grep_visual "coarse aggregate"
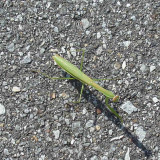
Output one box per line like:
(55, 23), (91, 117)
(0, 0), (160, 160)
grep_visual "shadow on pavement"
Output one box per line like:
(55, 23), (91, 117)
(68, 79), (152, 158)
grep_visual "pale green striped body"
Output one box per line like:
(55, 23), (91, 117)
(53, 54), (116, 99)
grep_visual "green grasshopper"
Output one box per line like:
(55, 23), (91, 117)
(36, 50), (123, 122)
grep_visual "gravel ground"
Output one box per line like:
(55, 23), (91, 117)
(0, 0), (160, 160)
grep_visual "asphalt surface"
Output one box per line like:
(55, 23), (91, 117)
(0, 0), (160, 160)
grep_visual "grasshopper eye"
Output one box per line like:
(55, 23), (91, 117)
(113, 95), (119, 102)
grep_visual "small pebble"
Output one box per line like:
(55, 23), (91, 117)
(15, 125), (21, 131)
(85, 120), (94, 128)
(71, 113), (76, 120)
(109, 129), (113, 135)
(120, 101), (138, 114)
(122, 61), (126, 69)
(158, 152), (160, 159)
(126, 3), (131, 7)
(140, 64), (147, 72)
(130, 15), (136, 21)
(46, 137), (52, 142)
(90, 155), (98, 160)
(12, 86), (21, 93)
(117, 1), (121, 6)
(65, 119), (70, 125)
(16, 14), (23, 21)
(86, 30), (90, 35)
(101, 156), (108, 160)
(125, 148), (130, 160)
(32, 135), (38, 142)
(90, 127), (95, 132)
(40, 48), (45, 54)
(24, 108), (30, 114)
(4, 148), (9, 155)
(71, 138), (75, 145)
(96, 108), (102, 114)
(150, 66), (156, 72)
(18, 52), (23, 56)
(53, 130), (60, 140)
(152, 97), (159, 103)
(39, 155), (46, 160)
(46, 2), (51, 8)
(82, 108), (87, 114)
(61, 46), (66, 53)
(0, 103), (5, 115)
(72, 121), (81, 129)
(110, 135), (124, 142)
(95, 125), (101, 131)
(25, 45), (30, 51)
(97, 32), (101, 39)
(51, 93), (56, 99)
(54, 27), (59, 32)
(81, 18), (90, 29)
(109, 144), (116, 153)
(7, 43), (15, 52)
(21, 55), (32, 64)
(135, 126), (146, 142)
(130, 126), (134, 131)
(123, 41), (131, 48)
(114, 62), (121, 70)
(70, 47), (76, 57)
(96, 46), (103, 55)
(60, 92), (67, 98)
(0, 123), (4, 127)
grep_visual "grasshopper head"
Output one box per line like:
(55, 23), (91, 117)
(112, 95), (119, 102)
